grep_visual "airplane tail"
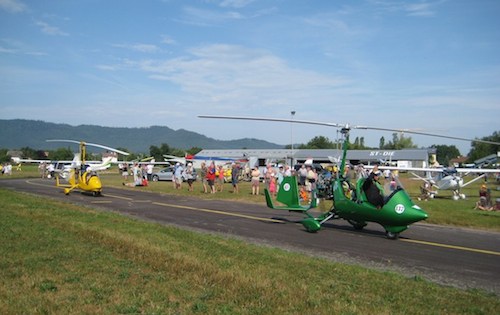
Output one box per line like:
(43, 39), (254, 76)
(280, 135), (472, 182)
(87, 157), (113, 172)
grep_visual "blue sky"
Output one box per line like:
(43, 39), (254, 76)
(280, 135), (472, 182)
(1, 0), (499, 154)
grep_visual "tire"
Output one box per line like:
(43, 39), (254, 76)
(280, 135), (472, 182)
(152, 175), (159, 182)
(385, 231), (399, 240)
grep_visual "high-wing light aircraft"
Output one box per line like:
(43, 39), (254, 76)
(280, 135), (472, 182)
(199, 115), (499, 239)
(163, 154), (247, 169)
(364, 164), (498, 200)
(46, 139), (129, 196)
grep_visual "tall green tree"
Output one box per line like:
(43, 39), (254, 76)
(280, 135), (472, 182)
(431, 145), (461, 166)
(379, 136), (385, 149)
(149, 143), (186, 161)
(186, 147), (203, 155)
(351, 136), (368, 149)
(50, 147), (74, 160)
(297, 136), (336, 149)
(0, 148), (11, 163)
(382, 133), (417, 150)
(467, 131), (500, 162)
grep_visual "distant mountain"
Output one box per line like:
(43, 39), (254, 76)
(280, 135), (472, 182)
(0, 119), (283, 153)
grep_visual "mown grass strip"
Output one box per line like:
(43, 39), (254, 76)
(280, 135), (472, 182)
(0, 188), (499, 314)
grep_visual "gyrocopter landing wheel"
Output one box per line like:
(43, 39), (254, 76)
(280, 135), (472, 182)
(385, 231), (400, 240)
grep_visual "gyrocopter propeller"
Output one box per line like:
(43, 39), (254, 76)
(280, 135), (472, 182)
(198, 115), (499, 239)
(46, 139), (129, 196)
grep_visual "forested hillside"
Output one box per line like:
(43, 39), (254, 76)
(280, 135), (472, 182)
(0, 120), (282, 153)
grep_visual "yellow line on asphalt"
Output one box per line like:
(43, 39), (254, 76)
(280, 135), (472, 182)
(152, 202), (284, 223)
(401, 238), (500, 256)
(105, 193), (134, 201)
(26, 179), (56, 188)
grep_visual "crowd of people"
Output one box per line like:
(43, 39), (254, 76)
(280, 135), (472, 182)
(166, 161), (328, 205)
(9, 158), (500, 211)
(155, 161), (304, 198)
(121, 162), (151, 187)
(117, 160), (404, 208)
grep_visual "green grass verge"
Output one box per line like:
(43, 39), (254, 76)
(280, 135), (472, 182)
(0, 188), (499, 314)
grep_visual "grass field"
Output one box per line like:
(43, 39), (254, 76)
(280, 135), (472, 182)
(1, 188), (499, 314)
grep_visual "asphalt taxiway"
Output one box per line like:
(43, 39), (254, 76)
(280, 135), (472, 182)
(1, 178), (499, 294)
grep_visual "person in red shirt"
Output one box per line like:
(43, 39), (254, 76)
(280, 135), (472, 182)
(206, 162), (217, 194)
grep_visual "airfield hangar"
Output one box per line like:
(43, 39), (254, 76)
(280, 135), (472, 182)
(196, 148), (435, 168)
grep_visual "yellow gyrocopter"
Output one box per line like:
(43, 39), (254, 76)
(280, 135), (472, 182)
(47, 139), (129, 196)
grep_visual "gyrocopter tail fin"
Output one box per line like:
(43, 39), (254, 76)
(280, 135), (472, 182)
(264, 176), (317, 212)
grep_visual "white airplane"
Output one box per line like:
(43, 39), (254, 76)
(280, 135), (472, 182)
(12, 155), (114, 172)
(367, 164), (499, 200)
(163, 154), (247, 169)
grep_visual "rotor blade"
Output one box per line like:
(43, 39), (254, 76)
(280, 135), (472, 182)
(85, 142), (130, 156)
(351, 126), (500, 146)
(198, 116), (500, 146)
(46, 139), (81, 145)
(198, 115), (344, 128)
(46, 139), (130, 156)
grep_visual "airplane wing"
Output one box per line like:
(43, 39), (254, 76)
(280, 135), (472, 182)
(113, 160), (172, 165)
(163, 155), (186, 164)
(455, 168), (499, 174)
(364, 165), (445, 173)
(12, 158), (53, 164)
(365, 165), (499, 174)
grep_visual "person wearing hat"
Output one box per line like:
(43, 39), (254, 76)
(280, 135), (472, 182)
(475, 184), (493, 211)
(362, 165), (385, 208)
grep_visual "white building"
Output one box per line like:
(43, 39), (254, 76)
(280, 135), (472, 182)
(196, 148), (435, 168)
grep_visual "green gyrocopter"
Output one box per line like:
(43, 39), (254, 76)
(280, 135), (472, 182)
(198, 115), (498, 239)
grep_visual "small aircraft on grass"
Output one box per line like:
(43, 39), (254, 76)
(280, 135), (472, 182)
(163, 154), (248, 169)
(46, 139), (129, 196)
(199, 115), (499, 239)
(364, 164), (499, 200)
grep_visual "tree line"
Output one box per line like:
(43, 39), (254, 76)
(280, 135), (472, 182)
(1, 131), (498, 167)
(284, 131), (499, 166)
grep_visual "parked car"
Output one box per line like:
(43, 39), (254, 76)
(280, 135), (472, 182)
(151, 166), (197, 182)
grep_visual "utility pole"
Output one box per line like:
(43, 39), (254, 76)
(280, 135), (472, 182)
(290, 110), (295, 166)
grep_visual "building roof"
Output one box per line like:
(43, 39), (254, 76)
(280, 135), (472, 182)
(197, 148), (432, 162)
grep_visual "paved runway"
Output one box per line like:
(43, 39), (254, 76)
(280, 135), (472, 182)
(1, 178), (499, 294)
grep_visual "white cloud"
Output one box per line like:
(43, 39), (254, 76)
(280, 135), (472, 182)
(0, 38), (46, 56)
(160, 35), (176, 45)
(404, 3), (436, 17)
(219, 0), (255, 9)
(369, 0), (445, 17)
(126, 44), (346, 112)
(0, 45), (16, 53)
(35, 21), (69, 36)
(0, 0), (26, 13)
(113, 43), (160, 53)
(180, 6), (245, 25)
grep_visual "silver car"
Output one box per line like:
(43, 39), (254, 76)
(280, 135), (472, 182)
(151, 166), (197, 182)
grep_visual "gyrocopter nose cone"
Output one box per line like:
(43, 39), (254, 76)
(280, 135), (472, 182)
(409, 205), (428, 223)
